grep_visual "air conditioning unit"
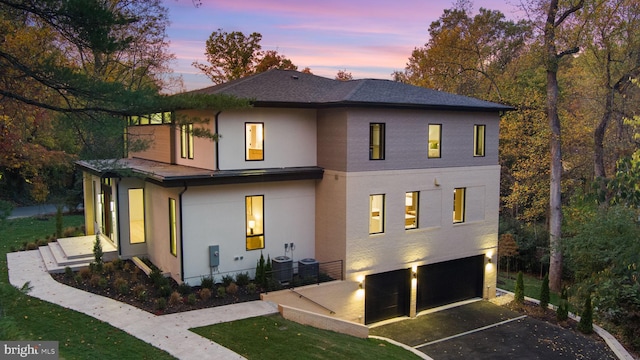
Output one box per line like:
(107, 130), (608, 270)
(298, 258), (319, 280)
(271, 256), (293, 283)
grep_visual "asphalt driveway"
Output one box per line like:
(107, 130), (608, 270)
(370, 300), (617, 360)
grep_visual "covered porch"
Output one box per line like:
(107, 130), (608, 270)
(39, 234), (118, 273)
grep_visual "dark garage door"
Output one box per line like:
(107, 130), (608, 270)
(416, 255), (484, 312)
(364, 269), (411, 324)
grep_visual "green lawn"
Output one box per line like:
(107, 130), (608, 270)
(497, 271), (560, 306)
(191, 314), (421, 360)
(0, 215), (176, 360)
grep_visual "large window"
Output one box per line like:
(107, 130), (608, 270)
(245, 123), (264, 161)
(369, 194), (385, 234)
(169, 198), (177, 256)
(474, 124), (486, 157)
(128, 112), (172, 126)
(405, 191), (419, 229)
(428, 124), (441, 158)
(369, 123), (385, 160)
(453, 188), (466, 223)
(246, 195), (265, 250)
(180, 123), (194, 159)
(128, 189), (145, 244)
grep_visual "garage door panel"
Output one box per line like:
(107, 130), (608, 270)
(417, 255), (484, 311)
(364, 269), (410, 324)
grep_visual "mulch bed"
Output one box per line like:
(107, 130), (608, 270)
(51, 260), (260, 315)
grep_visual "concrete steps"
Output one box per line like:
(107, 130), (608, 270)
(39, 235), (118, 273)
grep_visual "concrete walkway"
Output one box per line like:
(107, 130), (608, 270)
(7, 250), (279, 360)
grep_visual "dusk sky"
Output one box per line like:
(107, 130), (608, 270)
(164, 0), (522, 92)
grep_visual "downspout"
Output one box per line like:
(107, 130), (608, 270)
(215, 111), (222, 171)
(178, 182), (188, 283)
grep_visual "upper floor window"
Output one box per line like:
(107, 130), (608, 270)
(474, 125), (486, 157)
(369, 194), (385, 234)
(405, 191), (419, 229)
(180, 123), (194, 159)
(128, 112), (172, 126)
(246, 195), (265, 250)
(246, 123), (264, 161)
(453, 188), (466, 223)
(428, 124), (441, 158)
(369, 123), (385, 160)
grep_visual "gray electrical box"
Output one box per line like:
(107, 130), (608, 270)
(209, 245), (220, 267)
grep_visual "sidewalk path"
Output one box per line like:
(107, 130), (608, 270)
(7, 250), (279, 360)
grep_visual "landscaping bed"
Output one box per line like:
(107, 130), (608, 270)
(51, 259), (260, 315)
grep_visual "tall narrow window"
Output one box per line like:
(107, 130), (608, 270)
(245, 123), (264, 160)
(180, 123), (194, 159)
(246, 195), (265, 250)
(169, 198), (177, 256)
(369, 123), (385, 160)
(428, 124), (441, 158)
(405, 191), (419, 229)
(128, 189), (145, 244)
(474, 124), (486, 157)
(369, 194), (385, 234)
(453, 188), (466, 223)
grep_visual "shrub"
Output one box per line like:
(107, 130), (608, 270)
(177, 283), (191, 296)
(226, 282), (238, 295)
(168, 291), (182, 307)
(246, 282), (257, 294)
(159, 285), (172, 297)
(557, 287), (569, 321)
(255, 253), (266, 287)
(36, 239), (48, 247)
(539, 273), (550, 309)
(113, 277), (129, 295)
(64, 266), (74, 279)
(79, 268), (92, 280)
(133, 284), (147, 301)
(122, 262), (132, 273)
(98, 277), (108, 289)
(187, 293), (196, 305)
(235, 272), (250, 286)
(150, 269), (169, 288)
(103, 262), (115, 275)
(26, 242), (38, 250)
(200, 276), (214, 289)
(92, 234), (103, 272)
(514, 271), (524, 304)
(111, 258), (124, 270)
(216, 286), (226, 298)
(155, 297), (167, 311)
(89, 275), (101, 287)
(578, 293), (593, 334)
(221, 274), (234, 287)
(73, 274), (82, 284)
(199, 288), (212, 301)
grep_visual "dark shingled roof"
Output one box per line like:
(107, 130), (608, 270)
(189, 69), (513, 112)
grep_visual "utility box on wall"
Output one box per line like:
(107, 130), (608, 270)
(209, 245), (220, 267)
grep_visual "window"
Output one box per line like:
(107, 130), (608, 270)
(169, 198), (177, 256)
(128, 112), (172, 126)
(405, 191), (419, 229)
(428, 124), (441, 158)
(474, 125), (486, 157)
(369, 194), (385, 234)
(128, 189), (145, 244)
(369, 123), (385, 160)
(453, 188), (466, 223)
(245, 123), (264, 160)
(246, 195), (265, 250)
(180, 123), (194, 159)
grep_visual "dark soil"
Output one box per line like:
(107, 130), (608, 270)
(51, 260), (260, 315)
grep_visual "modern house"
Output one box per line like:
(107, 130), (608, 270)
(76, 69), (510, 324)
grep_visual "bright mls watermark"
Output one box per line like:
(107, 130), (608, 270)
(1, 341), (58, 359)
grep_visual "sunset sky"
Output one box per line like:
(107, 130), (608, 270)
(164, 0), (522, 91)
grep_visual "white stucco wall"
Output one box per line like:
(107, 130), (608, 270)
(344, 165), (500, 280)
(180, 180), (317, 285)
(216, 108), (317, 170)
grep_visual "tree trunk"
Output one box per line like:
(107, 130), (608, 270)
(545, 0), (563, 293)
(594, 88), (614, 179)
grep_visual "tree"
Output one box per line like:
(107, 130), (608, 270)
(335, 69), (353, 81)
(514, 271), (525, 304)
(539, 273), (550, 309)
(578, 292), (593, 334)
(498, 233), (519, 279)
(193, 29), (299, 84)
(540, 0), (584, 293)
(556, 286), (569, 321)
